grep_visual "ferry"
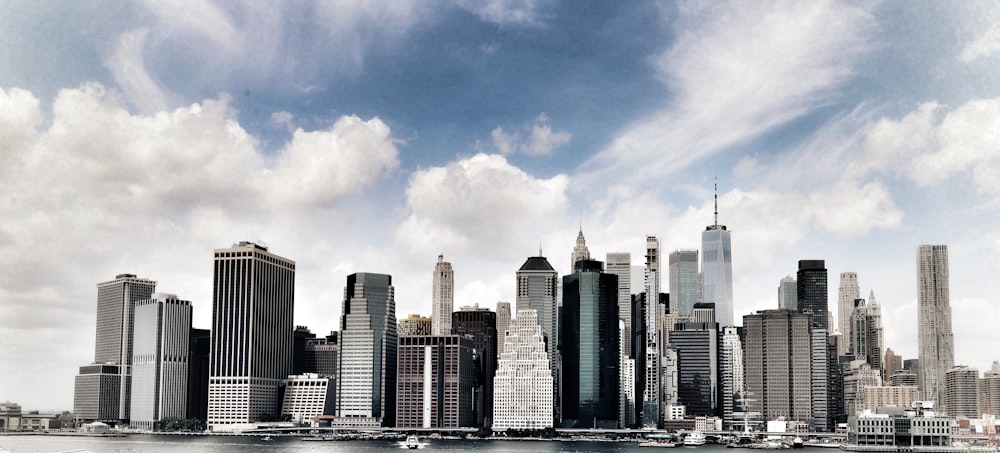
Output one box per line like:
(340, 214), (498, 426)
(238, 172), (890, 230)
(683, 431), (707, 446)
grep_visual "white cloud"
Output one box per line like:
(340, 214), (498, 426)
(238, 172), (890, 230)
(270, 111), (295, 132)
(395, 153), (569, 259)
(454, 0), (553, 27)
(491, 114), (571, 156)
(583, 0), (874, 184)
(959, 26), (1000, 63)
(104, 29), (171, 113)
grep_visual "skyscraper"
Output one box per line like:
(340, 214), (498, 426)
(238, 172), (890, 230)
(719, 326), (744, 430)
(337, 272), (397, 427)
(838, 272), (860, 356)
(516, 255), (559, 376)
(883, 348), (902, 384)
(560, 259), (619, 428)
(850, 291), (884, 374)
(778, 276), (797, 311)
(395, 335), (474, 428)
(606, 252), (632, 357)
(492, 309), (554, 431)
(743, 309), (814, 424)
(452, 305), (498, 427)
(207, 242), (295, 429)
(701, 185), (734, 327)
(642, 236), (661, 428)
(669, 249), (702, 317)
(398, 314), (432, 336)
(432, 254), (454, 336)
(669, 319), (718, 417)
(73, 273), (157, 425)
(496, 301), (511, 356)
(917, 244), (954, 405)
(571, 227), (591, 270)
(797, 260), (829, 330)
(944, 365), (979, 419)
(129, 293), (192, 431)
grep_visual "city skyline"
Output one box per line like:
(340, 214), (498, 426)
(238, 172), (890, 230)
(2, 2), (1000, 411)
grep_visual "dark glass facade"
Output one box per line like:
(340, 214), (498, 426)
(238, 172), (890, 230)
(451, 309), (497, 428)
(797, 260), (828, 330)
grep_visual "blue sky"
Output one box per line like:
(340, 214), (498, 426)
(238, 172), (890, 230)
(2, 0), (1000, 411)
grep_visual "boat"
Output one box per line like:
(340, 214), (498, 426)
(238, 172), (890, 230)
(261, 435), (274, 441)
(791, 436), (804, 448)
(683, 431), (707, 446)
(640, 440), (678, 448)
(404, 435), (420, 449)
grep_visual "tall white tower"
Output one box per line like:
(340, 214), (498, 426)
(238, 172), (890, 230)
(492, 309), (554, 430)
(432, 254), (454, 336)
(917, 244), (954, 405)
(606, 252), (632, 356)
(130, 293), (192, 431)
(642, 235), (661, 428)
(571, 227), (591, 270)
(838, 272), (860, 356)
(496, 301), (511, 356)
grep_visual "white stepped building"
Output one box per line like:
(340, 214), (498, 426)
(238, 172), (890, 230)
(492, 309), (553, 431)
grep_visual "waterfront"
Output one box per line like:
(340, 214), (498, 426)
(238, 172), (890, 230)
(0, 435), (761, 453)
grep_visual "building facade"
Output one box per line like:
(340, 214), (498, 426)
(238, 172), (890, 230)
(395, 335), (475, 429)
(560, 259), (619, 428)
(606, 252), (632, 357)
(571, 228), (591, 270)
(495, 301), (511, 356)
(701, 187), (734, 327)
(743, 309), (814, 424)
(432, 254), (454, 336)
(669, 249), (702, 317)
(797, 260), (828, 330)
(451, 305), (498, 427)
(850, 291), (884, 374)
(337, 272), (397, 427)
(837, 272), (860, 356)
(281, 374), (335, 425)
(945, 365), (980, 419)
(398, 314), (432, 337)
(778, 276), (797, 311)
(720, 325), (744, 430)
(207, 242), (296, 429)
(130, 293), (192, 431)
(917, 244), (954, 406)
(642, 236), (661, 428)
(669, 321), (718, 417)
(73, 364), (123, 424)
(492, 309), (554, 431)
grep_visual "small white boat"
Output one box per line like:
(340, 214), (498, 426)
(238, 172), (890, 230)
(261, 435), (274, 441)
(640, 440), (678, 448)
(683, 431), (707, 446)
(404, 435), (420, 449)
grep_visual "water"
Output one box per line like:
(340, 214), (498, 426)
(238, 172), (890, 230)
(0, 435), (741, 453)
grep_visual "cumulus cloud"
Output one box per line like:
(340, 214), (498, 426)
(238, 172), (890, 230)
(454, 0), (554, 27)
(395, 153), (569, 258)
(583, 0), (874, 184)
(959, 26), (1000, 63)
(491, 114), (571, 156)
(859, 98), (1000, 192)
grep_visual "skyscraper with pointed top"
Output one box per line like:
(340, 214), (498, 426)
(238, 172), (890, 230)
(850, 290), (884, 374)
(571, 226), (591, 270)
(701, 180), (735, 327)
(432, 254), (454, 336)
(516, 252), (560, 414)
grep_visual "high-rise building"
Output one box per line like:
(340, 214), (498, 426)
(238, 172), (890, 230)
(811, 326), (831, 432)
(73, 273), (157, 425)
(432, 254), (454, 336)
(452, 305), (498, 427)
(797, 260), (829, 330)
(187, 328), (210, 422)
(207, 242), (295, 429)
(496, 301), (511, 356)
(606, 253), (632, 357)
(842, 360), (883, 417)
(560, 259), (619, 428)
(778, 276), (797, 311)
(743, 309), (814, 423)
(619, 319), (637, 428)
(917, 244), (954, 406)
(720, 326), (744, 430)
(642, 236), (661, 428)
(337, 272), (397, 427)
(571, 227), (591, 270)
(983, 362), (1000, 416)
(850, 291), (884, 374)
(492, 309), (554, 431)
(883, 348), (902, 384)
(281, 373), (335, 425)
(838, 272), (860, 356)
(516, 254), (559, 390)
(293, 326), (317, 375)
(129, 293), (192, 431)
(945, 366), (979, 419)
(396, 335), (475, 429)
(73, 364), (123, 424)
(669, 320), (718, 417)
(701, 184), (734, 327)
(398, 314), (432, 336)
(303, 332), (339, 377)
(669, 249), (702, 317)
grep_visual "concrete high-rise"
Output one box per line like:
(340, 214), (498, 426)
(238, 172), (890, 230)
(838, 272), (860, 356)
(945, 365), (979, 419)
(396, 335), (474, 428)
(778, 276), (797, 311)
(883, 348), (902, 384)
(560, 259), (620, 429)
(207, 242), (295, 429)
(129, 293), (192, 431)
(720, 326), (744, 430)
(337, 272), (397, 427)
(432, 254), (454, 336)
(495, 301), (511, 356)
(669, 249), (702, 317)
(452, 305), (498, 427)
(917, 244), (954, 405)
(983, 362), (1000, 416)
(642, 236), (661, 428)
(797, 260), (829, 330)
(702, 183), (734, 327)
(492, 309), (554, 431)
(606, 253), (632, 357)
(398, 314), (432, 336)
(73, 273), (156, 425)
(743, 309), (814, 424)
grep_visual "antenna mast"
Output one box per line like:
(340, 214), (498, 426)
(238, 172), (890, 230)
(714, 177), (719, 227)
